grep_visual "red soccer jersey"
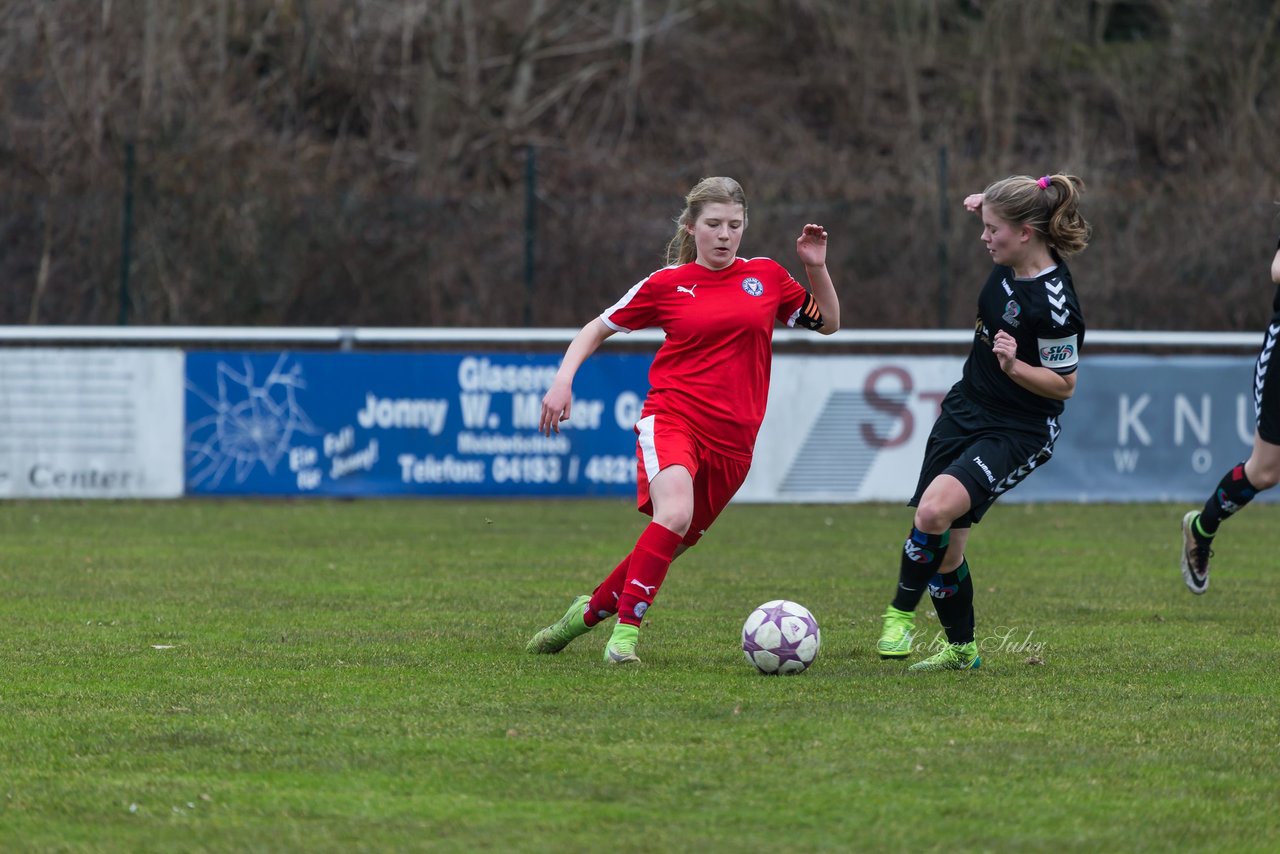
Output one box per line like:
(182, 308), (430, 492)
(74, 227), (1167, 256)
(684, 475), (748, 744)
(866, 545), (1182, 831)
(601, 256), (812, 461)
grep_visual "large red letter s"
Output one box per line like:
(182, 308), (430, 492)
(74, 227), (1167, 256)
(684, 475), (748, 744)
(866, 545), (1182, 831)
(863, 365), (913, 448)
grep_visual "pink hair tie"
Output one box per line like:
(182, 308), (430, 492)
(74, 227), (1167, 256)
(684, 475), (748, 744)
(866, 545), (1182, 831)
(1037, 176), (1051, 189)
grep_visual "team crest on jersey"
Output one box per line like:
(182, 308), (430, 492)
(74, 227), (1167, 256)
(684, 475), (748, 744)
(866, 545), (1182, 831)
(1037, 334), (1079, 369)
(740, 277), (764, 297)
(1002, 300), (1021, 327)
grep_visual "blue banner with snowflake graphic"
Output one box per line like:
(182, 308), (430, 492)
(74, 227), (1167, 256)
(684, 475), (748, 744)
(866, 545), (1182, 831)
(183, 351), (652, 496)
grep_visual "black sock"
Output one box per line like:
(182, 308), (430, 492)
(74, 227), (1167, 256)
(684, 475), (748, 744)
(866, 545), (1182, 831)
(891, 528), (950, 612)
(929, 559), (974, 645)
(1199, 462), (1258, 536)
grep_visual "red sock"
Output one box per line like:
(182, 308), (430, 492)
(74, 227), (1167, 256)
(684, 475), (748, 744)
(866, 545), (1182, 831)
(584, 555), (629, 627)
(616, 523), (683, 627)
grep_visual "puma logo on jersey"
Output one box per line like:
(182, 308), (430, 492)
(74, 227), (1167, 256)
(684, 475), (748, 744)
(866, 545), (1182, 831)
(676, 284), (697, 298)
(629, 579), (657, 595)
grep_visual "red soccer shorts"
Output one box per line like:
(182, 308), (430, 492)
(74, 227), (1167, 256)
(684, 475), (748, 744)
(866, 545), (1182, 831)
(634, 414), (753, 547)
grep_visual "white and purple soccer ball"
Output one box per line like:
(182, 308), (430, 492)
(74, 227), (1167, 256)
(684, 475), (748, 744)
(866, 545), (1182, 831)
(741, 600), (820, 675)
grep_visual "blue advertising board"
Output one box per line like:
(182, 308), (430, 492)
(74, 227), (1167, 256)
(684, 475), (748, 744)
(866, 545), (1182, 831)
(185, 350), (1279, 503)
(184, 351), (652, 496)
(1012, 354), (1278, 504)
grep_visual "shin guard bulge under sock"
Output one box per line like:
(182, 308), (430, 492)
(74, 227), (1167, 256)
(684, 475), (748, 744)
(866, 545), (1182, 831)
(615, 523), (683, 627)
(891, 527), (950, 613)
(1198, 462), (1258, 536)
(929, 559), (974, 645)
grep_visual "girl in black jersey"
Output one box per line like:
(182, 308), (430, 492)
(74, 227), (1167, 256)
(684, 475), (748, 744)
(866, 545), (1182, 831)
(1179, 237), (1280, 594)
(876, 174), (1091, 671)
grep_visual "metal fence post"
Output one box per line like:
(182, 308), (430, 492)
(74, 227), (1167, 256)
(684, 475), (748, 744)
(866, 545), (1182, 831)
(118, 141), (136, 326)
(523, 144), (536, 327)
(936, 143), (950, 329)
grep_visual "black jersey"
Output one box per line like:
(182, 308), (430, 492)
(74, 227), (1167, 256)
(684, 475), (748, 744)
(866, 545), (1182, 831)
(1259, 235), (1280, 444)
(958, 261), (1085, 420)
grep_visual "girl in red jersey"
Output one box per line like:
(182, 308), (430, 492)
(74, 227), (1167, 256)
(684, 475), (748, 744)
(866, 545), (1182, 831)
(525, 176), (840, 664)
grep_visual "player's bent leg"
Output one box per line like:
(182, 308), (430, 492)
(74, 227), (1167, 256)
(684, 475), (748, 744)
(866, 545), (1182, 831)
(880, 478), (971, 660)
(604, 465), (693, 667)
(913, 475), (972, 535)
(1190, 440), (1277, 593)
(525, 594), (593, 654)
(647, 465), (695, 536)
(603, 623), (641, 664)
(908, 641), (980, 672)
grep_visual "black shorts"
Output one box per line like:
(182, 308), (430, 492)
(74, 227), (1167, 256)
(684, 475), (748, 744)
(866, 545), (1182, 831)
(909, 387), (1060, 527)
(1254, 313), (1280, 445)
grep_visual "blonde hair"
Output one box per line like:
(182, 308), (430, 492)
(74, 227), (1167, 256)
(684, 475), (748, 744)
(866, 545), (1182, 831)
(664, 176), (748, 266)
(983, 174), (1091, 258)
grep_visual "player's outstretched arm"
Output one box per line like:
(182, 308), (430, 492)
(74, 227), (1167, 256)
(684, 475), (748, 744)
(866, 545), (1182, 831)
(1271, 246), (1280, 285)
(540, 318), (615, 436)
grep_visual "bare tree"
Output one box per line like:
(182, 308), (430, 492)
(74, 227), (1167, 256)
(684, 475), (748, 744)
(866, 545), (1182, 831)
(1, 0), (1277, 329)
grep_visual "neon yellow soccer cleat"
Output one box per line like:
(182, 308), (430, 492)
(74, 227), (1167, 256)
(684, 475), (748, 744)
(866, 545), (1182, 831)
(908, 641), (981, 672)
(876, 606), (916, 659)
(525, 594), (592, 654)
(603, 622), (640, 665)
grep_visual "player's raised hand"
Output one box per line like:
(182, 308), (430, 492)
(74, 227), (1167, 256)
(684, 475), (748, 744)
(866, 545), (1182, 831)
(796, 223), (828, 267)
(963, 193), (984, 213)
(540, 381), (573, 436)
(992, 329), (1018, 373)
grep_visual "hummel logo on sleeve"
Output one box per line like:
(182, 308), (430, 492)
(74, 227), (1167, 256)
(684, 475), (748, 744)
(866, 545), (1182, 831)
(1045, 279), (1069, 325)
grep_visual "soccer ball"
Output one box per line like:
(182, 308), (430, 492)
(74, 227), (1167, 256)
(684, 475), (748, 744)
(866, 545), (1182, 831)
(741, 600), (820, 675)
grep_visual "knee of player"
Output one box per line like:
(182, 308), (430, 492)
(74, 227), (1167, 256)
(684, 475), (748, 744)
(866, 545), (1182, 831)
(1247, 460), (1280, 491)
(914, 500), (959, 533)
(653, 505), (694, 536)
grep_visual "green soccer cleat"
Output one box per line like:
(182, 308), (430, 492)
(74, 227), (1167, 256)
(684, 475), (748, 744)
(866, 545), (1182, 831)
(908, 641), (981, 672)
(603, 623), (641, 665)
(876, 605), (916, 659)
(525, 594), (592, 654)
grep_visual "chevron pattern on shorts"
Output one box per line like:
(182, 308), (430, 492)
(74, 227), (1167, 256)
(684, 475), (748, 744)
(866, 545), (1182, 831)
(1254, 321), (1280, 416)
(991, 416), (1061, 497)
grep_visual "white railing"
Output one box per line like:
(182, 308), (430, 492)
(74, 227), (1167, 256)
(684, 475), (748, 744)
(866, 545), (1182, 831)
(0, 326), (1262, 348)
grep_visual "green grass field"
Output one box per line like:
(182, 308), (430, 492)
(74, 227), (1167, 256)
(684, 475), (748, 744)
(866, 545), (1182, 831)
(2, 498), (1278, 852)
